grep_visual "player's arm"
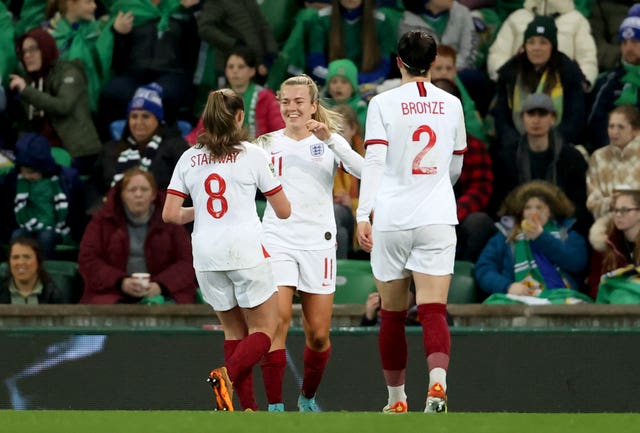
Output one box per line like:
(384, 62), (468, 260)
(265, 189), (291, 219)
(355, 143), (386, 252)
(325, 134), (364, 178)
(450, 104), (467, 185)
(163, 191), (194, 225)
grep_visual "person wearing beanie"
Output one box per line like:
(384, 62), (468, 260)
(492, 12), (587, 164)
(88, 82), (188, 211)
(589, 1), (639, 73)
(588, 5), (640, 151)
(323, 58), (368, 132)
(487, 0), (597, 87)
(8, 28), (101, 175)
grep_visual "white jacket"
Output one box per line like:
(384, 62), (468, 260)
(487, 0), (598, 85)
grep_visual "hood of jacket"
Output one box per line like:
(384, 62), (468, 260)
(523, 0), (575, 15)
(589, 214), (612, 252)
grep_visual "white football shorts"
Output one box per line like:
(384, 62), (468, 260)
(268, 246), (336, 294)
(196, 261), (278, 311)
(371, 224), (456, 281)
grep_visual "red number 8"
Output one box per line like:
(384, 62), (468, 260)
(204, 173), (228, 218)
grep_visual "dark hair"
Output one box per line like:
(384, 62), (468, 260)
(609, 104), (640, 130)
(329, 0), (380, 73)
(198, 89), (249, 158)
(602, 190), (640, 271)
(431, 78), (462, 101)
(516, 47), (561, 94)
(225, 47), (258, 70)
(7, 236), (51, 284)
(397, 30), (437, 77)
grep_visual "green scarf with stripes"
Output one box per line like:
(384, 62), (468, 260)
(14, 175), (69, 236)
(615, 62), (640, 107)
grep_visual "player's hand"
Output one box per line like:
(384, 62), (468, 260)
(9, 74), (26, 93)
(113, 11), (134, 34)
(357, 221), (373, 252)
(121, 277), (147, 298)
(305, 119), (330, 141)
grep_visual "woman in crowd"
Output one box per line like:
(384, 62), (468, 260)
(588, 189), (640, 301)
(254, 74), (363, 412)
(79, 168), (196, 304)
(163, 89), (290, 411)
(474, 180), (588, 299)
(0, 237), (65, 304)
(587, 104), (640, 219)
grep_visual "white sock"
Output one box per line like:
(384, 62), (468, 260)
(387, 385), (406, 404)
(429, 368), (447, 391)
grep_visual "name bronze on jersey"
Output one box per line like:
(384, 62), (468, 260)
(401, 100), (445, 116)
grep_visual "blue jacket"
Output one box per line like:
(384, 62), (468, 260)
(474, 219), (588, 295)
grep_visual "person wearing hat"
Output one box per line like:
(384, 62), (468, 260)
(492, 14), (587, 166)
(487, 0), (597, 86)
(88, 82), (188, 210)
(9, 28), (102, 176)
(323, 58), (368, 132)
(0, 133), (84, 259)
(588, 5), (640, 151)
(493, 92), (592, 237)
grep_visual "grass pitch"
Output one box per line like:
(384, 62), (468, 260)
(2, 411), (639, 433)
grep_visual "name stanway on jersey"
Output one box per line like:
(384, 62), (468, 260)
(255, 129), (352, 251)
(365, 81), (467, 230)
(167, 142), (282, 271)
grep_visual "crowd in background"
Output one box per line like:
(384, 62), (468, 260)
(1, 0), (640, 306)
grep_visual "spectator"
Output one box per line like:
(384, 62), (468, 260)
(588, 188), (640, 301)
(487, 0), (598, 87)
(493, 92), (592, 236)
(399, 0), (478, 70)
(99, 0), (199, 134)
(196, 0), (279, 87)
(587, 104), (640, 219)
(474, 180), (589, 302)
(332, 104), (365, 258)
(307, 0), (395, 86)
(492, 15), (586, 151)
(79, 168), (196, 304)
(589, 0), (636, 73)
(45, 0), (135, 112)
(589, 9), (640, 151)
(0, 236), (66, 304)
(186, 48), (284, 144)
(2, 133), (84, 259)
(9, 28), (102, 175)
(430, 77), (495, 262)
(89, 82), (188, 208)
(322, 58), (368, 132)
(430, 45), (487, 139)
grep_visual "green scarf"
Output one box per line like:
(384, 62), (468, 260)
(49, 14), (115, 112)
(512, 69), (563, 134)
(614, 62), (640, 106)
(596, 265), (640, 304)
(0, 2), (16, 83)
(14, 174), (70, 236)
(109, 0), (182, 34)
(241, 82), (260, 139)
(512, 221), (568, 294)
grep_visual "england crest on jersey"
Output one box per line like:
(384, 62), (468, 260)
(309, 142), (324, 157)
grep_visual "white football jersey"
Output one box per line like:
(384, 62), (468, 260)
(255, 129), (361, 250)
(167, 142), (282, 271)
(361, 81), (467, 230)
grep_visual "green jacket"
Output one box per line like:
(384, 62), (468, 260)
(20, 59), (102, 158)
(0, 1), (16, 83)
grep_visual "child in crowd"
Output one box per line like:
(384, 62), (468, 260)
(323, 59), (368, 132)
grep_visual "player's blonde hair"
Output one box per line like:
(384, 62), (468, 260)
(278, 75), (343, 133)
(198, 89), (249, 158)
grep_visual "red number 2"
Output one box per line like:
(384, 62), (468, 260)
(204, 173), (228, 218)
(411, 125), (437, 175)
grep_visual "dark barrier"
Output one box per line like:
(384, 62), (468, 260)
(1, 328), (639, 412)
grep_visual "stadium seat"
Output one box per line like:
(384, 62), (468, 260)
(448, 260), (478, 304)
(334, 259), (376, 304)
(51, 147), (72, 167)
(0, 260), (82, 303)
(109, 120), (193, 141)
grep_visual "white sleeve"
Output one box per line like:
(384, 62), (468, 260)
(252, 147), (282, 195)
(355, 144), (387, 223)
(450, 153), (464, 185)
(325, 134), (364, 178)
(450, 103), (467, 185)
(167, 152), (189, 196)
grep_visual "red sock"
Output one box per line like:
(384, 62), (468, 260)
(224, 340), (257, 411)
(260, 349), (286, 404)
(417, 303), (450, 371)
(378, 309), (408, 386)
(301, 346), (331, 398)
(227, 332), (271, 384)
